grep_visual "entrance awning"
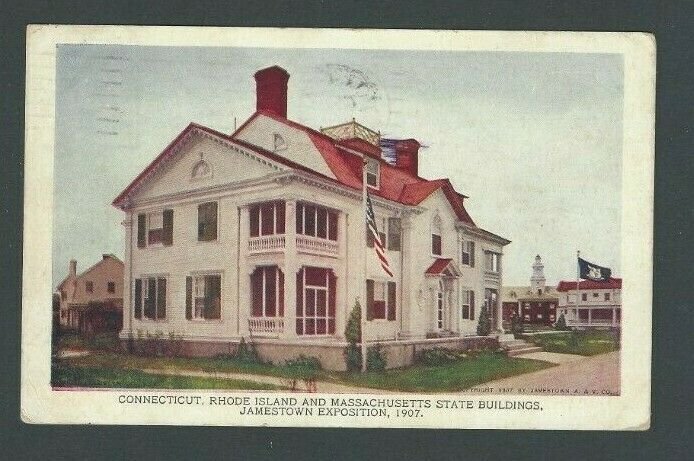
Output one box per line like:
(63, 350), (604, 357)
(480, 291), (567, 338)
(425, 258), (462, 277)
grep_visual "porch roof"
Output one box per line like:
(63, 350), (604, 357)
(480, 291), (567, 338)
(424, 258), (462, 277)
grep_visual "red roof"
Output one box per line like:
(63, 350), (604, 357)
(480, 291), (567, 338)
(424, 258), (461, 276)
(113, 110), (478, 230)
(556, 278), (622, 292)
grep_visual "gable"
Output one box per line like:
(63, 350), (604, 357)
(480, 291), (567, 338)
(128, 129), (287, 203)
(233, 113), (338, 180)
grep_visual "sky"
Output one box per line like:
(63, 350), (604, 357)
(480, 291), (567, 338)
(53, 45), (623, 287)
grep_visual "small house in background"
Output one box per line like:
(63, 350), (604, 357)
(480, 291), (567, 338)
(56, 254), (124, 335)
(502, 255), (559, 327)
(556, 278), (622, 328)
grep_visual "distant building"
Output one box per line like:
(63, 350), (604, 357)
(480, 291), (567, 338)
(502, 255), (559, 326)
(556, 278), (622, 328)
(56, 254), (124, 334)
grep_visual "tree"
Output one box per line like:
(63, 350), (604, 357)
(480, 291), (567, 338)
(555, 312), (568, 331)
(477, 304), (491, 336)
(344, 300), (362, 371)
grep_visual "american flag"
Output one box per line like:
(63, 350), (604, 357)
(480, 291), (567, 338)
(366, 192), (394, 277)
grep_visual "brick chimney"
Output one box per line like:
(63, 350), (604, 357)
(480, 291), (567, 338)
(69, 259), (77, 278)
(254, 66), (290, 118)
(394, 139), (421, 177)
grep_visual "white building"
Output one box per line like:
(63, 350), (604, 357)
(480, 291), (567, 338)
(112, 66), (510, 369)
(556, 278), (622, 328)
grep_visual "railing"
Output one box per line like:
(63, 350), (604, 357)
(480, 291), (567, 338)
(248, 235), (286, 254)
(296, 235), (339, 256)
(248, 317), (285, 336)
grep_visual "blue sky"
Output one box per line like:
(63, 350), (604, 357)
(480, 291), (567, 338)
(53, 45), (623, 286)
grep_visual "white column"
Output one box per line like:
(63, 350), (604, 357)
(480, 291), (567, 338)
(121, 215), (133, 337)
(335, 209), (348, 339)
(283, 200), (297, 339)
(588, 308), (592, 326)
(612, 307), (616, 326)
(399, 213), (413, 336)
(239, 206), (251, 337)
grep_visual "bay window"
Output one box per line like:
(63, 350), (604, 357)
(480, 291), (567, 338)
(296, 202), (338, 241)
(485, 251), (501, 273)
(250, 201), (285, 237)
(251, 266), (285, 318)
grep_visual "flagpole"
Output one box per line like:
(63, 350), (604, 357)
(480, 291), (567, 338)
(361, 156), (368, 373)
(576, 250), (580, 327)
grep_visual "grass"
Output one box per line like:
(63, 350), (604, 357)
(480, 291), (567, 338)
(58, 350), (554, 392)
(52, 362), (283, 390)
(332, 352), (554, 392)
(524, 330), (620, 356)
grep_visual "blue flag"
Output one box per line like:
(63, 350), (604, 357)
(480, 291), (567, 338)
(578, 257), (612, 281)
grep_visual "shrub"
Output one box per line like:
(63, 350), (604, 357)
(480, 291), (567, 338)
(510, 314), (524, 336)
(476, 305), (491, 336)
(416, 347), (460, 366)
(344, 300), (363, 371)
(235, 337), (262, 364)
(366, 343), (387, 372)
(285, 355), (322, 391)
(555, 313), (569, 331)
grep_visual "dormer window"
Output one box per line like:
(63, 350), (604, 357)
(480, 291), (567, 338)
(273, 133), (287, 152)
(366, 159), (379, 188)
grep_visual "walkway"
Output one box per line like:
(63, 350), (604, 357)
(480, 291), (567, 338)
(470, 351), (620, 395)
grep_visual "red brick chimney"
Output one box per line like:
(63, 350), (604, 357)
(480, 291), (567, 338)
(394, 139), (421, 177)
(69, 259), (77, 278)
(254, 66), (290, 118)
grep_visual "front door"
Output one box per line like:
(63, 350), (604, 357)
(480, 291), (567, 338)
(436, 279), (452, 332)
(485, 288), (499, 330)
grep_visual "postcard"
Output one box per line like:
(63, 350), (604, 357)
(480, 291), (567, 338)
(21, 26), (654, 429)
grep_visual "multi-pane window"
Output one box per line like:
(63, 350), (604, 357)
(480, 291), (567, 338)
(134, 277), (166, 320)
(366, 279), (396, 321)
(366, 160), (379, 188)
(296, 267), (336, 335)
(250, 201), (285, 237)
(485, 251), (501, 272)
(107, 282), (115, 294)
(198, 201), (218, 241)
(137, 209), (173, 247)
(85, 281), (94, 293)
(387, 217), (401, 251)
(186, 274), (221, 320)
(251, 266), (284, 318)
(605, 293), (611, 301)
(462, 290), (475, 320)
(461, 240), (475, 267)
(296, 202), (337, 241)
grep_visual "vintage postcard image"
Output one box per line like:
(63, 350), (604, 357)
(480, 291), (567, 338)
(22, 27), (654, 429)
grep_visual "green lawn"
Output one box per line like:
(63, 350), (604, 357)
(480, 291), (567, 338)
(58, 351), (554, 392)
(52, 363), (283, 390)
(524, 330), (620, 356)
(331, 352), (554, 392)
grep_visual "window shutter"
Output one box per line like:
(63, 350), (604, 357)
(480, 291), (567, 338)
(134, 279), (142, 319)
(185, 276), (192, 320)
(366, 279), (374, 321)
(470, 242), (475, 268)
(144, 279), (156, 319)
(163, 209), (174, 246)
(387, 281), (396, 321)
(157, 278), (166, 319)
(251, 269), (263, 317)
(137, 214), (146, 248)
(387, 218), (401, 251)
(296, 270), (303, 335)
(205, 275), (221, 319)
(470, 291), (475, 321)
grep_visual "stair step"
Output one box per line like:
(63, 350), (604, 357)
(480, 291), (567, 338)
(507, 346), (543, 357)
(504, 343), (535, 351)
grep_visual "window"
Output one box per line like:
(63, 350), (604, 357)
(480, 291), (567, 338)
(134, 277), (166, 320)
(198, 201), (218, 241)
(85, 281), (94, 293)
(60, 290), (66, 301)
(295, 202), (337, 241)
(186, 274), (221, 320)
(366, 160), (379, 188)
(273, 133), (287, 152)
(605, 293), (611, 301)
(387, 217), (401, 251)
(251, 266), (284, 317)
(366, 279), (396, 321)
(461, 240), (475, 267)
(191, 159), (211, 179)
(462, 290), (475, 320)
(107, 282), (115, 294)
(593, 292), (599, 298)
(296, 267), (336, 335)
(485, 252), (501, 273)
(582, 293), (588, 302)
(137, 210), (173, 247)
(250, 201), (286, 237)
(431, 234), (442, 256)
